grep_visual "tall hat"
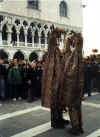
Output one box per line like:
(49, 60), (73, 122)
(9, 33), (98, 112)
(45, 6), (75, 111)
(50, 24), (66, 38)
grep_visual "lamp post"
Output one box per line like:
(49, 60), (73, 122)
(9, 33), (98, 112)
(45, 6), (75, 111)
(81, 0), (87, 8)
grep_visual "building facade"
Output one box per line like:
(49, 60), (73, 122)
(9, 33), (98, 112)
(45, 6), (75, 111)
(0, 0), (83, 60)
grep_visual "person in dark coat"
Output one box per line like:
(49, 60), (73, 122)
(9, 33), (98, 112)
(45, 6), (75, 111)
(27, 61), (37, 102)
(83, 59), (92, 96)
(35, 62), (42, 98)
(22, 61), (31, 99)
(0, 59), (7, 100)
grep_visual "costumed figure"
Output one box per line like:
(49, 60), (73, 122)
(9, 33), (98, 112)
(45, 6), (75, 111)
(41, 27), (69, 129)
(60, 32), (84, 135)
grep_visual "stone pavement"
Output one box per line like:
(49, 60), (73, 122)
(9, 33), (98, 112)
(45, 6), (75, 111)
(0, 93), (100, 137)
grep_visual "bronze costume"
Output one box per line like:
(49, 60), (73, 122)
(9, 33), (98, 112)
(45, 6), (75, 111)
(41, 29), (68, 128)
(41, 30), (84, 135)
(61, 33), (84, 135)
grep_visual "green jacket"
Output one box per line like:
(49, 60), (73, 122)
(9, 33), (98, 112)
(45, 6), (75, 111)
(8, 67), (23, 85)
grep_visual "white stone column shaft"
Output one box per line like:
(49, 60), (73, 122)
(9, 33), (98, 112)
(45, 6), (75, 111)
(25, 28), (28, 47)
(38, 32), (41, 49)
(32, 31), (35, 48)
(45, 33), (48, 50)
(25, 34), (27, 47)
(0, 31), (2, 45)
(17, 31), (19, 47)
(8, 32), (12, 46)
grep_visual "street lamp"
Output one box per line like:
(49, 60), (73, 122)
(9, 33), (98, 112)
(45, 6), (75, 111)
(81, 0), (87, 8)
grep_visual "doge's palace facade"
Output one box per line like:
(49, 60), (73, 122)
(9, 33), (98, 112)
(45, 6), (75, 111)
(0, 0), (83, 60)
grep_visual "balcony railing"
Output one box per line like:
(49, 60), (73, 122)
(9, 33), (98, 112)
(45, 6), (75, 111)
(2, 40), (8, 46)
(19, 42), (25, 47)
(27, 43), (32, 47)
(0, 40), (48, 50)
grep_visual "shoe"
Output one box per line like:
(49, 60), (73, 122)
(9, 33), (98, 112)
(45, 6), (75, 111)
(79, 127), (84, 134)
(27, 98), (33, 103)
(51, 120), (65, 129)
(88, 94), (91, 97)
(68, 126), (84, 136)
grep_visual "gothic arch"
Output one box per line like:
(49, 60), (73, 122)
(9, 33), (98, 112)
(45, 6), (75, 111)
(15, 19), (20, 26)
(2, 24), (8, 41)
(19, 26), (25, 42)
(23, 20), (28, 27)
(30, 22), (36, 28)
(13, 50), (25, 61)
(41, 31), (45, 44)
(34, 29), (39, 44)
(11, 26), (17, 45)
(27, 28), (32, 44)
(29, 52), (38, 62)
(0, 49), (8, 59)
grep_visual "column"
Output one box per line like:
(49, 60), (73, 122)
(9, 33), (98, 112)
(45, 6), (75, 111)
(0, 31), (2, 45)
(25, 29), (27, 47)
(38, 32), (41, 49)
(8, 31), (12, 47)
(17, 31), (19, 47)
(32, 31), (35, 48)
(45, 33), (48, 50)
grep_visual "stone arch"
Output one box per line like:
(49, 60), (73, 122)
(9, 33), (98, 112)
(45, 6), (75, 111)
(44, 24), (48, 30)
(41, 31), (45, 44)
(34, 29), (39, 44)
(30, 22), (35, 28)
(0, 49), (8, 59)
(15, 19), (20, 26)
(29, 52), (38, 62)
(11, 26), (17, 45)
(37, 23), (41, 29)
(13, 50), (25, 61)
(23, 20), (28, 27)
(27, 27), (32, 44)
(19, 26), (25, 42)
(2, 24), (8, 41)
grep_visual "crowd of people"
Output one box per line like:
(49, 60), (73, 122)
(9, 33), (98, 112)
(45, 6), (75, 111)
(0, 58), (42, 102)
(0, 52), (100, 103)
(83, 57), (100, 98)
(0, 53), (100, 103)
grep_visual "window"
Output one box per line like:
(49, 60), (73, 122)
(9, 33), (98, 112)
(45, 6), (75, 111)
(28, 0), (39, 10)
(60, 1), (67, 17)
